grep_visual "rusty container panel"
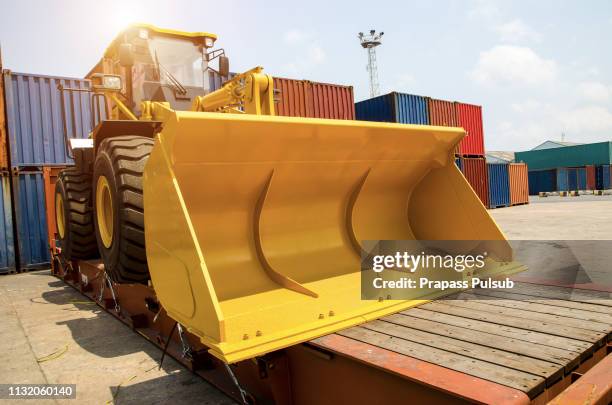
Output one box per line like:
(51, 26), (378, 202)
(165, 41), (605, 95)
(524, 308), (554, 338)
(274, 77), (311, 118)
(428, 98), (457, 126)
(274, 77), (355, 120)
(0, 71), (9, 169)
(455, 102), (485, 156)
(586, 165), (596, 190)
(42, 166), (67, 251)
(428, 98), (459, 154)
(310, 81), (355, 120)
(508, 163), (529, 205)
(460, 157), (489, 207)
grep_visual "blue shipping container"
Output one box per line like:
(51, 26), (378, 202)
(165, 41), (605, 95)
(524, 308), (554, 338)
(455, 157), (462, 171)
(567, 168), (578, 191)
(556, 168), (569, 191)
(0, 174), (16, 274)
(528, 169), (557, 194)
(487, 163), (510, 208)
(3, 71), (94, 167)
(355, 92), (429, 125)
(596, 165), (611, 190)
(577, 167), (587, 190)
(12, 171), (50, 270)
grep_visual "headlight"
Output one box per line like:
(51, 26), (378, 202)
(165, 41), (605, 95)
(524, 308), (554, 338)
(205, 37), (215, 47)
(102, 75), (122, 90)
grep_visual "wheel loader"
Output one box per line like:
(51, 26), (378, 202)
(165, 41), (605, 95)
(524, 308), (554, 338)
(54, 24), (523, 365)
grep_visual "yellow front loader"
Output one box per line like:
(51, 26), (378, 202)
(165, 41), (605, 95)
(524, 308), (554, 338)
(54, 24), (523, 364)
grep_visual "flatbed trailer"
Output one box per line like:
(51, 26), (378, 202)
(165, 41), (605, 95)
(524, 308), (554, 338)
(53, 258), (612, 405)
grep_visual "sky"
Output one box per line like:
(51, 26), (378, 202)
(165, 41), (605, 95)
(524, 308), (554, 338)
(1, 0), (611, 151)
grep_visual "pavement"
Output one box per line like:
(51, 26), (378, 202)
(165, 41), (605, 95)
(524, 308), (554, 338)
(1, 197), (612, 404)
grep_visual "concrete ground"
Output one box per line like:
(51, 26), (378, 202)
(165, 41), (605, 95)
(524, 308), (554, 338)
(1, 197), (611, 404)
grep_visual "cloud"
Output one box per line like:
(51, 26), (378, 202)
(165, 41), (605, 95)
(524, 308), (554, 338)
(468, 0), (501, 21)
(577, 81), (612, 103)
(308, 45), (325, 64)
(561, 106), (612, 133)
(470, 45), (557, 86)
(283, 29), (310, 44)
(496, 19), (541, 43)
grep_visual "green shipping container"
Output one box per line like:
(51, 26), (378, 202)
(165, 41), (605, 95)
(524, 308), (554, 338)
(515, 142), (612, 171)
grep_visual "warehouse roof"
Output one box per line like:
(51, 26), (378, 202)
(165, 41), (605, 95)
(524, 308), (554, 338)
(531, 140), (583, 150)
(485, 151), (515, 163)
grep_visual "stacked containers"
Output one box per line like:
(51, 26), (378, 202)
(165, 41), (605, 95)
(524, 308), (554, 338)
(586, 165), (596, 190)
(508, 163), (529, 205)
(460, 158), (489, 207)
(274, 77), (355, 120)
(487, 163), (510, 208)
(355, 92), (429, 124)
(0, 69), (16, 273)
(3, 71), (94, 271)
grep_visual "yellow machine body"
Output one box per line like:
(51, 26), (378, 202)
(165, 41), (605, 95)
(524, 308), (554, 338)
(143, 110), (524, 363)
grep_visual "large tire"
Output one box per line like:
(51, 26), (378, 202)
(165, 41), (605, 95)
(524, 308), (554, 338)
(93, 135), (154, 284)
(55, 168), (99, 260)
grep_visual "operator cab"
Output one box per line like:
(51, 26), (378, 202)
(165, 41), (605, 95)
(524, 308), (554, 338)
(87, 24), (229, 116)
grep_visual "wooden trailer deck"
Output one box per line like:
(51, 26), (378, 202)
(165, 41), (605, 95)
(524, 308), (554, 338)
(313, 282), (612, 403)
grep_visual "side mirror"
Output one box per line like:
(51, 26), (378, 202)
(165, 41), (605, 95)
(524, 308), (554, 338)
(118, 43), (135, 66)
(219, 55), (229, 77)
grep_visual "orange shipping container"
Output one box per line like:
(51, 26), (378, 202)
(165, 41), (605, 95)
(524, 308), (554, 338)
(460, 157), (489, 207)
(586, 165), (596, 190)
(274, 77), (355, 120)
(508, 163), (529, 205)
(428, 98), (457, 126)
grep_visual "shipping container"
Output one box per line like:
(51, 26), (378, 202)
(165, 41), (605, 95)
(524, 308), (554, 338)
(528, 169), (557, 195)
(428, 98), (457, 126)
(42, 166), (67, 251)
(595, 165), (611, 190)
(455, 157), (462, 171)
(556, 168), (569, 191)
(577, 167), (587, 190)
(460, 157), (489, 207)
(355, 92), (429, 125)
(0, 172), (15, 274)
(3, 71), (94, 168)
(274, 77), (355, 120)
(0, 72), (9, 169)
(567, 168), (578, 191)
(586, 165), (596, 190)
(487, 163), (510, 208)
(12, 170), (49, 270)
(455, 102), (485, 156)
(508, 163), (529, 205)
(515, 141), (612, 171)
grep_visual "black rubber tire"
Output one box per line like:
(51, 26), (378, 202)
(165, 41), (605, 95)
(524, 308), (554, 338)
(55, 168), (99, 260)
(93, 135), (154, 284)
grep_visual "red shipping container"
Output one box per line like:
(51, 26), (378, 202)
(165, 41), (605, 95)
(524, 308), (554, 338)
(274, 77), (355, 120)
(455, 102), (485, 156)
(460, 157), (489, 207)
(508, 163), (529, 205)
(586, 165), (596, 190)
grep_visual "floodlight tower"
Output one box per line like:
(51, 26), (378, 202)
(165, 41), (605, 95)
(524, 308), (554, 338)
(358, 30), (384, 98)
